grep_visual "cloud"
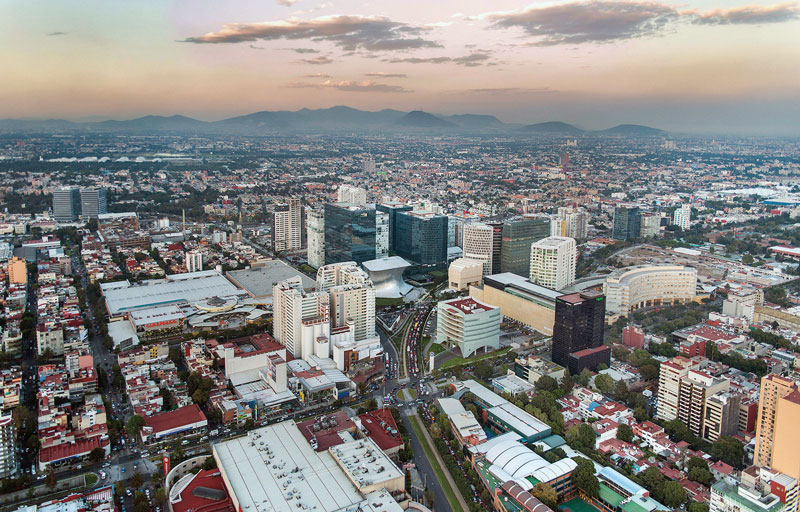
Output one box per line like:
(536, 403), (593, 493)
(182, 15), (442, 52)
(364, 72), (407, 78)
(277, 0), (300, 6)
(47, 31), (67, 36)
(386, 52), (493, 67)
(304, 73), (332, 78)
(285, 79), (413, 92)
(461, 87), (558, 95)
(299, 55), (333, 64)
(486, 1), (681, 46)
(691, 3), (800, 24)
(289, 47), (320, 53)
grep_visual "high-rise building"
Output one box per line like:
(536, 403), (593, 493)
(362, 158), (376, 173)
(448, 212), (478, 248)
(500, 217), (551, 277)
(273, 198), (303, 253)
(552, 207), (589, 240)
(657, 356), (692, 421)
(80, 187), (107, 220)
(613, 206), (641, 240)
(184, 250), (203, 273)
(703, 392), (742, 442)
(337, 185), (368, 206)
(52, 187), (81, 223)
(306, 208), (325, 269)
(673, 204), (692, 230)
(436, 297), (501, 357)
(754, 374), (800, 471)
(317, 263), (376, 342)
(640, 212), (661, 238)
(551, 291), (607, 373)
(324, 203), (384, 264)
(376, 202), (412, 252)
(462, 223), (495, 276)
(272, 277), (330, 359)
(8, 257), (26, 285)
(677, 368), (731, 440)
(529, 236), (577, 290)
(394, 210), (448, 265)
(487, 222), (504, 274)
(0, 414), (17, 479)
(772, 389), (800, 480)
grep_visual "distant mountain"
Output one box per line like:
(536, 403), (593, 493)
(599, 124), (666, 137)
(446, 114), (504, 129)
(395, 110), (455, 128)
(96, 115), (207, 131)
(521, 121), (584, 135)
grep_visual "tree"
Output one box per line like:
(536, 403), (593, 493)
(89, 447), (106, 463)
(617, 423), (633, 443)
(639, 466), (665, 494)
(129, 471), (144, 488)
(742, 254), (754, 265)
(662, 481), (687, 508)
(535, 375), (558, 393)
(45, 469), (57, 490)
(155, 488), (167, 505)
(612, 379), (629, 402)
(688, 503), (710, 512)
(594, 374), (613, 394)
(576, 368), (593, 387)
(126, 415), (146, 437)
(243, 418), (255, 430)
(572, 457), (599, 498)
(531, 482), (558, 509)
(710, 435), (745, 468)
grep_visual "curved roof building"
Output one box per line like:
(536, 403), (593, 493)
(603, 265), (698, 315)
(361, 256), (412, 298)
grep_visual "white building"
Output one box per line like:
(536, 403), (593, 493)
(673, 204), (692, 230)
(436, 297), (501, 357)
(272, 277), (330, 359)
(448, 258), (484, 291)
(640, 212), (662, 238)
(184, 250), (203, 273)
(552, 207), (589, 240)
(604, 265), (698, 315)
(462, 223), (495, 276)
(317, 262), (376, 342)
(0, 414), (17, 478)
(273, 198), (303, 252)
(337, 185), (368, 206)
(306, 208), (325, 269)
(529, 236), (577, 290)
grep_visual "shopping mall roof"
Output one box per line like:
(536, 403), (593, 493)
(226, 262), (315, 299)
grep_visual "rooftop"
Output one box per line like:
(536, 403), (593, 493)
(227, 261), (316, 299)
(442, 297), (497, 315)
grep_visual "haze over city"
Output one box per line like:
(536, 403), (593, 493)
(2, 0), (800, 134)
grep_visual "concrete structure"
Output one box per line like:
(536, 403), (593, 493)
(0, 413), (17, 478)
(603, 265), (698, 315)
(657, 356), (692, 422)
(306, 207), (325, 269)
(622, 325), (645, 349)
(771, 389), (800, 480)
(462, 223), (495, 276)
(492, 374), (535, 395)
(184, 250), (202, 273)
(448, 258), (484, 291)
(318, 262), (376, 342)
(80, 187), (107, 220)
(513, 356), (565, 385)
(529, 236), (577, 290)
(273, 198), (303, 252)
(436, 297), (501, 357)
(436, 398), (487, 446)
(710, 479), (785, 512)
(673, 204), (692, 230)
(640, 212), (661, 238)
(8, 256), (27, 285)
(704, 392), (742, 443)
(212, 421), (404, 512)
(52, 187), (81, 223)
(551, 291), (607, 373)
(272, 277), (330, 360)
(613, 205), (641, 240)
(362, 257), (412, 298)
(227, 261), (315, 301)
(552, 207), (589, 240)
(448, 211), (478, 248)
(337, 185), (368, 206)
(470, 273), (559, 335)
(755, 374), (800, 476)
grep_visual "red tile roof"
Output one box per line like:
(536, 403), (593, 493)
(171, 469), (235, 512)
(358, 409), (403, 452)
(144, 404), (207, 434)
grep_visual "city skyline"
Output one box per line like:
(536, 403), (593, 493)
(2, 0), (800, 134)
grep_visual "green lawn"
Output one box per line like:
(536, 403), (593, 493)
(84, 473), (98, 487)
(439, 346), (512, 369)
(560, 498), (600, 512)
(427, 342), (445, 355)
(376, 297), (404, 307)
(398, 388), (418, 401)
(408, 415), (464, 512)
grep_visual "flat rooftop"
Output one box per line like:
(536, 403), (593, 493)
(227, 261), (316, 299)
(329, 436), (404, 490)
(361, 256), (411, 272)
(443, 297), (497, 315)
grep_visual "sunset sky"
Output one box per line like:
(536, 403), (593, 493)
(2, 0), (799, 133)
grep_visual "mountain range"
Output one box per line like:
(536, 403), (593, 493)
(0, 106), (666, 136)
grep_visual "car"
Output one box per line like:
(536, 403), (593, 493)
(121, 467), (125, 473)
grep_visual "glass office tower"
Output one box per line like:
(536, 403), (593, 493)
(395, 210), (448, 265)
(324, 202), (379, 264)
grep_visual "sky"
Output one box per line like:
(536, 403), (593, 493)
(1, 0), (799, 134)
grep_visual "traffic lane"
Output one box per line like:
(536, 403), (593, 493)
(400, 412), (453, 512)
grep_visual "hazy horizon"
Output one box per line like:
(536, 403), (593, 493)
(2, 0), (800, 135)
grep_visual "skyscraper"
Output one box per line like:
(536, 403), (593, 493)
(306, 207), (325, 269)
(529, 236), (577, 290)
(673, 204), (692, 230)
(394, 210), (448, 265)
(337, 185), (368, 206)
(640, 212), (661, 238)
(488, 222), (504, 274)
(462, 223), (495, 276)
(500, 217), (551, 277)
(771, 388), (800, 480)
(613, 206), (641, 240)
(553, 207), (589, 240)
(79, 187), (107, 220)
(324, 203), (383, 264)
(184, 250), (203, 273)
(448, 211), (478, 248)
(0, 414), (17, 479)
(273, 198), (303, 253)
(52, 187), (81, 222)
(317, 262), (376, 342)
(551, 291), (608, 373)
(376, 202), (413, 252)
(754, 374), (799, 470)
(272, 277), (330, 359)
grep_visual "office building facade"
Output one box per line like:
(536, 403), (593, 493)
(613, 206), (641, 240)
(551, 291), (607, 373)
(640, 212), (661, 238)
(0, 414), (17, 479)
(324, 203), (384, 265)
(448, 212), (478, 248)
(337, 185), (368, 206)
(306, 208), (325, 269)
(500, 217), (550, 277)
(273, 198), (303, 253)
(394, 210), (448, 265)
(529, 236), (577, 290)
(462, 223), (495, 276)
(80, 187), (107, 220)
(52, 187), (81, 223)
(603, 265), (698, 315)
(376, 202), (412, 252)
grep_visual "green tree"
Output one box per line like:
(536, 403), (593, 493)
(616, 423), (633, 443)
(129, 471), (144, 489)
(688, 503), (710, 512)
(531, 482), (558, 509)
(710, 435), (745, 468)
(576, 368), (593, 387)
(535, 375), (559, 393)
(662, 481), (687, 508)
(45, 469), (57, 490)
(594, 374), (613, 394)
(89, 447), (106, 463)
(640, 466), (665, 494)
(243, 418), (255, 430)
(155, 488), (167, 504)
(126, 415), (146, 437)
(571, 457), (599, 498)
